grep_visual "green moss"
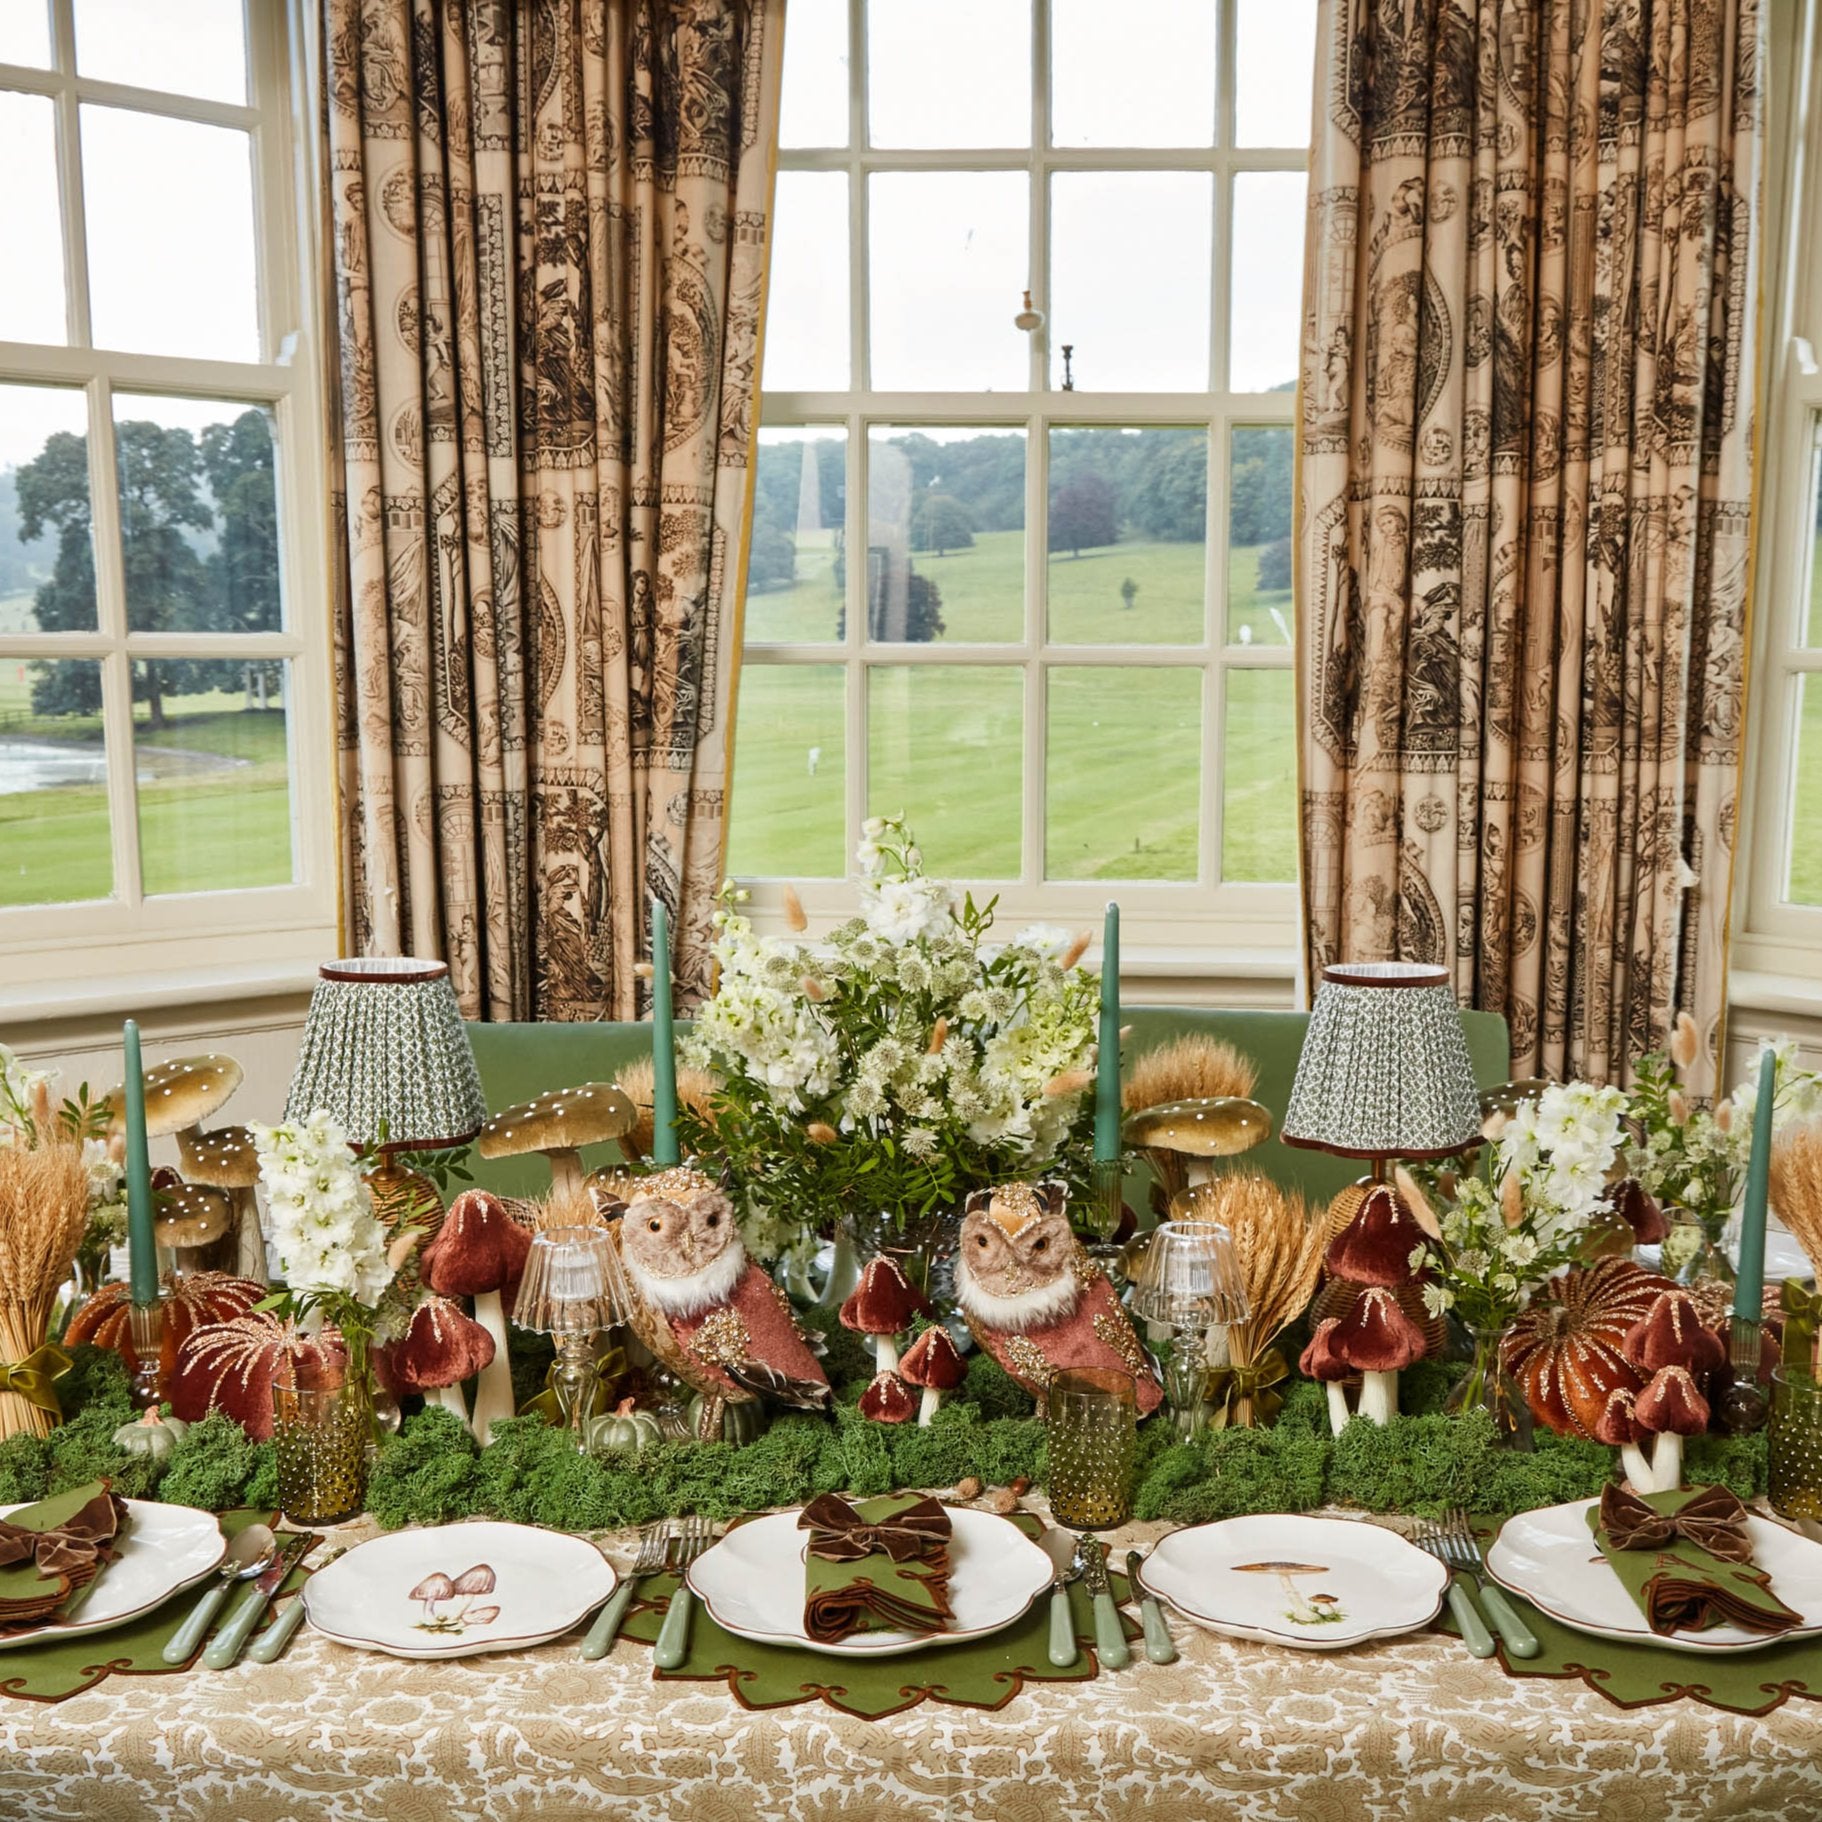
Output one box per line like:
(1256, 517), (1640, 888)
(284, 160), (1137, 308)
(1328, 1410), (1497, 1517)
(1683, 1430), (1767, 1502)
(507, 1326), (555, 1414)
(44, 1403), (157, 1500)
(156, 1413), (263, 1511)
(365, 1407), (481, 1530)
(1136, 1422), (1327, 1524)
(0, 1433), (52, 1503)
(54, 1344), (134, 1422)
(960, 1351), (1031, 1420)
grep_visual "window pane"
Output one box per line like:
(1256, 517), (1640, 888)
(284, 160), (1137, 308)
(780, 0), (849, 147)
(727, 665), (846, 877)
(0, 385), (95, 633)
(136, 662), (293, 896)
(1223, 668), (1296, 882)
(747, 429), (846, 642)
(870, 173), (1028, 391)
(1235, 0), (1317, 146)
(75, 0), (246, 102)
(1230, 172), (1306, 392)
(0, 658), (113, 907)
(1802, 431), (1822, 646)
(1047, 668), (1199, 880)
(1051, 173), (1211, 391)
(763, 172), (849, 391)
(868, 665), (1020, 874)
(867, 427), (1024, 644)
(0, 91), (66, 344)
(0, 2), (51, 67)
(83, 107), (259, 361)
(1788, 675), (1822, 905)
(114, 396), (282, 635)
(1051, 0), (1215, 148)
(1227, 426), (1293, 645)
(867, 0), (1029, 148)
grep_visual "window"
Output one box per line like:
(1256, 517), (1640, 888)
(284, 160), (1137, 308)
(0, 0), (332, 998)
(731, 0), (1314, 958)
(1740, 0), (1822, 982)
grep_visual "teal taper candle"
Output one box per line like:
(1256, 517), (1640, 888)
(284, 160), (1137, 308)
(650, 897), (680, 1166)
(1095, 902), (1121, 1162)
(1735, 1046), (1777, 1322)
(122, 1020), (158, 1306)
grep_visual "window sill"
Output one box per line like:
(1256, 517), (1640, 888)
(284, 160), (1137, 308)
(0, 960), (320, 1028)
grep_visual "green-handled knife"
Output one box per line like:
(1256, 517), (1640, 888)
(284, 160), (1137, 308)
(1126, 1550), (1177, 1664)
(204, 1535), (310, 1669)
(1078, 1537), (1130, 1669)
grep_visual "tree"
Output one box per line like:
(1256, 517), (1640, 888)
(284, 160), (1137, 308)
(746, 522), (796, 592)
(1120, 576), (1139, 612)
(909, 492), (974, 555)
(1128, 432), (1207, 543)
(1048, 471), (1117, 557)
(1257, 537), (1292, 592)
(1228, 427), (1294, 547)
(838, 560), (945, 643)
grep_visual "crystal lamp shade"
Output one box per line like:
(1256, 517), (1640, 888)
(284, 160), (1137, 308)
(513, 1226), (633, 1336)
(1127, 1219), (1250, 1330)
(1280, 961), (1481, 1160)
(284, 957), (488, 1150)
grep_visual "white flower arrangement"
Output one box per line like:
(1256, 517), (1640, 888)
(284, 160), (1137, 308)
(250, 1112), (395, 1310)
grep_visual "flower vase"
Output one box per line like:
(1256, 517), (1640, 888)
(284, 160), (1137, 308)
(1660, 1208), (1735, 1289)
(272, 1375), (372, 1526)
(1444, 1325), (1533, 1449)
(812, 1218), (868, 1317)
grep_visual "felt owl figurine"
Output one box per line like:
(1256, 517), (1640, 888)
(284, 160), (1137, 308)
(613, 1180), (830, 1438)
(955, 1179), (1163, 1416)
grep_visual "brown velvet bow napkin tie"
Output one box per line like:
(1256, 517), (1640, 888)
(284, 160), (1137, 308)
(1598, 1483), (1757, 1562)
(799, 1493), (952, 1564)
(0, 1486), (124, 1579)
(799, 1492), (955, 1644)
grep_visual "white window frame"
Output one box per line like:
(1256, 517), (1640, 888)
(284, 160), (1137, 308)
(741, 0), (1305, 973)
(0, 0), (334, 1009)
(1738, 0), (1822, 987)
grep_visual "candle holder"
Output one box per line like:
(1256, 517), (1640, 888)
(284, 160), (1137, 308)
(1717, 1315), (1770, 1436)
(513, 1227), (634, 1451)
(127, 1299), (167, 1412)
(1087, 1158), (1126, 1244)
(1127, 1219), (1248, 1439)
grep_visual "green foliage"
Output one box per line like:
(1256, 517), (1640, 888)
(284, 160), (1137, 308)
(54, 1344), (134, 1423)
(1227, 426), (1294, 546)
(1256, 535), (1292, 592)
(155, 1413), (265, 1512)
(0, 1434), (53, 1504)
(910, 492), (975, 554)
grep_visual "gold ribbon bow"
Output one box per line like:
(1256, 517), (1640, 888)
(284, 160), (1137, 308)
(0, 1342), (70, 1418)
(798, 1493), (952, 1564)
(1205, 1347), (1290, 1430)
(1597, 1482), (1755, 1563)
(1780, 1279), (1822, 1373)
(516, 1342), (628, 1426)
(0, 1486), (121, 1578)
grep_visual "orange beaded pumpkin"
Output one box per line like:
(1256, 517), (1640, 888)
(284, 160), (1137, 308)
(64, 1273), (266, 1380)
(1499, 1258), (1675, 1438)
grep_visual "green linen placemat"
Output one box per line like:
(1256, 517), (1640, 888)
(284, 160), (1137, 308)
(0, 1509), (315, 1705)
(1435, 1516), (1822, 1716)
(621, 1514), (1142, 1721)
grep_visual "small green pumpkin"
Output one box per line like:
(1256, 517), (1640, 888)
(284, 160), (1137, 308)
(687, 1394), (769, 1446)
(585, 1398), (665, 1454)
(113, 1407), (188, 1464)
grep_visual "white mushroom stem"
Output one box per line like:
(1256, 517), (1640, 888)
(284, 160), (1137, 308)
(1649, 1431), (1685, 1493)
(872, 1331), (901, 1375)
(426, 1381), (468, 1421)
(1356, 1369), (1398, 1425)
(546, 1148), (585, 1196)
(468, 1289), (517, 1445)
(1325, 1380), (1352, 1435)
(1618, 1440), (1654, 1491)
(917, 1384), (943, 1426)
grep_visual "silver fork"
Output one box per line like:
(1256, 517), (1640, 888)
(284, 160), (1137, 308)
(1412, 1518), (1495, 1658)
(579, 1522), (673, 1660)
(652, 1515), (715, 1670)
(1442, 1509), (1540, 1658)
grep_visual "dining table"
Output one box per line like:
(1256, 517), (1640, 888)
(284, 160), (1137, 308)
(3, 1505), (1821, 1822)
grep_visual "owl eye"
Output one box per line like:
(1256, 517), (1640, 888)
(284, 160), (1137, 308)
(705, 1210), (720, 1228)
(1032, 1237), (1048, 1252)
(648, 1218), (662, 1232)
(975, 1233), (989, 1248)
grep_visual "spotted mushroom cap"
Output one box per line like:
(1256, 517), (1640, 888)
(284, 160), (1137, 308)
(1326, 1285), (1427, 1374)
(108, 1053), (244, 1139)
(858, 1370), (917, 1424)
(175, 1125), (261, 1191)
(1633, 1365), (1711, 1438)
(477, 1083), (636, 1160)
(1121, 1096), (1272, 1158)
(898, 1324), (967, 1391)
(153, 1182), (232, 1250)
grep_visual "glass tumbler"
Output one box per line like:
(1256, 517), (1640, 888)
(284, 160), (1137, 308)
(1045, 1366), (1138, 1532)
(1769, 1367), (1822, 1522)
(272, 1381), (371, 1527)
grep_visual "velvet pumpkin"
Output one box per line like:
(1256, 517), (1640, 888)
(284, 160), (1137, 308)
(170, 1312), (348, 1441)
(65, 1273), (266, 1380)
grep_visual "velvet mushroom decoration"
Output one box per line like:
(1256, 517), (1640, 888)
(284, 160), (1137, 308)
(859, 1369), (917, 1424)
(1324, 1182), (1426, 1290)
(477, 1083), (637, 1196)
(839, 1257), (932, 1375)
(1633, 1365), (1711, 1492)
(381, 1294), (496, 1421)
(898, 1325), (967, 1425)
(1298, 1316), (1354, 1436)
(1623, 1290), (1724, 1490)
(174, 1125), (266, 1283)
(170, 1311), (347, 1441)
(420, 1189), (532, 1444)
(1325, 1286), (1426, 1425)
(1594, 1387), (1654, 1492)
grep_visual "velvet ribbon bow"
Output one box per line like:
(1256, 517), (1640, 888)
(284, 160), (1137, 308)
(799, 1492), (951, 1564)
(0, 1486), (120, 1578)
(1205, 1347), (1289, 1429)
(1780, 1279), (1822, 1376)
(1598, 1481), (1755, 1564)
(0, 1342), (70, 1418)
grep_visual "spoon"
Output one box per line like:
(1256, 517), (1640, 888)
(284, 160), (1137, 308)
(162, 1525), (277, 1664)
(1038, 1525), (1080, 1668)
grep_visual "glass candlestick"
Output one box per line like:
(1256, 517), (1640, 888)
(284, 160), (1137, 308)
(127, 1299), (166, 1412)
(550, 1330), (603, 1446)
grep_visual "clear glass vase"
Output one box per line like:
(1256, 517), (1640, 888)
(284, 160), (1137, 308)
(1444, 1324), (1534, 1449)
(1660, 1207), (1735, 1288)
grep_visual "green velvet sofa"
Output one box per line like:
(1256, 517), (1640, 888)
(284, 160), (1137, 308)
(463, 1006), (1510, 1205)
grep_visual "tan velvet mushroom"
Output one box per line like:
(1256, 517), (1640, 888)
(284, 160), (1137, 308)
(477, 1083), (637, 1196)
(1121, 1096), (1273, 1203)
(175, 1125), (266, 1282)
(153, 1182), (233, 1279)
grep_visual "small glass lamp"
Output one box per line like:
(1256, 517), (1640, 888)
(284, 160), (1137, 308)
(513, 1226), (634, 1450)
(1127, 1219), (1248, 1437)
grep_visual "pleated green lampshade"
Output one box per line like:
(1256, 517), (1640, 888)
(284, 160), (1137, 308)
(285, 957), (487, 1150)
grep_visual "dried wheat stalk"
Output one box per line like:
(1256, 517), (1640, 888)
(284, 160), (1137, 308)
(612, 1057), (720, 1160)
(0, 1137), (92, 1441)
(1773, 1119), (1822, 1278)
(1122, 1034), (1257, 1113)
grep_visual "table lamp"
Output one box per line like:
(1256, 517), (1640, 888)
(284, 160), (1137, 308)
(1127, 1218), (1249, 1438)
(513, 1225), (635, 1449)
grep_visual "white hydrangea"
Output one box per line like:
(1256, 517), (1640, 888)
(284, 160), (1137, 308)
(250, 1112), (394, 1308)
(859, 876), (953, 945)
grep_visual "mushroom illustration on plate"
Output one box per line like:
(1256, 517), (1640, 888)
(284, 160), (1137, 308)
(1233, 1560), (1344, 1626)
(408, 1563), (501, 1634)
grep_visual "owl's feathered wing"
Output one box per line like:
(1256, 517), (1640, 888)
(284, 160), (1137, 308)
(964, 1263), (1164, 1415)
(665, 1261), (832, 1410)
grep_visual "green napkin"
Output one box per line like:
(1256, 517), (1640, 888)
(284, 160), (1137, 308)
(800, 1492), (953, 1644)
(1589, 1484), (1802, 1637)
(0, 1480), (125, 1628)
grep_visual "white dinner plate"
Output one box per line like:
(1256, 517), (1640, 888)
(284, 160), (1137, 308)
(301, 1520), (617, 1659)
(687, 1505), (1053, 1657)
(0, 1498), (225, 1650)
(1487, 1499), (1822, 1654)
(1137, 1513), (1449, 1650)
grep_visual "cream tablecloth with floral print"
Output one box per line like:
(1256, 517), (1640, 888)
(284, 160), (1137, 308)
(4, 1513), (1821, 1822)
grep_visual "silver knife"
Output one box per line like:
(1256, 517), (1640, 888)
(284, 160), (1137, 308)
(1078, 1537), (1130, 1669)
(203, 1535), (310, 1670)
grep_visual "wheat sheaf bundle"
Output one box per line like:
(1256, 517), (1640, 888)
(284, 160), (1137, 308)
(1772, 1117), (1822, 1278)
(1122, 1034), (1258, 1113)
(612, 1057), (721, 1161)
(0, 1136), (92, 1441)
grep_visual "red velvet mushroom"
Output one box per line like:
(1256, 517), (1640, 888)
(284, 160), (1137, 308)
(1633, 1365), (1711, 1491)
(1593, 1387), (1654, 1490)
(898, 1325), (967, 1425)
(420, 1189), (533, 1445)
(1623, 1290), (1727, 1379)
(1325, 1285), (1426, 1425)
(1607, 1179), (1668, 1247)
(838, 1257), (932, 1375)
(1323, 1183), (1425, 1290)
(170, 1312), (347, 1441)
(858, 1369), (916, 1424)
(379, 1294), (496, 1421)
(1298, 1316), (1354, 1435)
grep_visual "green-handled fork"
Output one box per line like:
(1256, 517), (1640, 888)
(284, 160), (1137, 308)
(1412, 1518), (1495, 1659)
(580, 1523), (673, 1660)
(652, 1515), (715, 1671)
(1441, 1508), (1539, 1658)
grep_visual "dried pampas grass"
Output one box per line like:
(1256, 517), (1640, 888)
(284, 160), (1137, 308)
(1123, 1034), (1257, 1113)
(0, 1137), (92, 1440)
(612, 1057), (720, 1161)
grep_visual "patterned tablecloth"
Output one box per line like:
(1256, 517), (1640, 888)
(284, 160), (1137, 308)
(4, 1512), (1822, 1822)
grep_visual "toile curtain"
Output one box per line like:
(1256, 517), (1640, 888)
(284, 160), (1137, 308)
(1296, 0), (1763, 1092)
(322, 0), (783, 1019)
